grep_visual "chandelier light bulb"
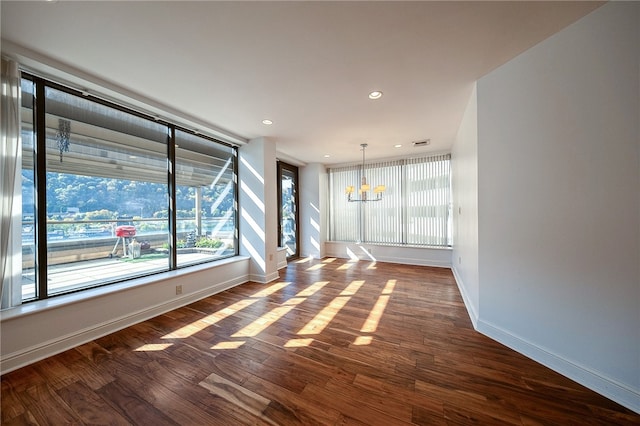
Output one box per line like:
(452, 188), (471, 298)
(345, 143), (385, 202)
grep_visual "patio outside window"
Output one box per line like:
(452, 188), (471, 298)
(18, 74), (238, 303)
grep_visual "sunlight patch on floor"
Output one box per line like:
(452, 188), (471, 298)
(159, 267), (394, 353)
(360, 295), (390, 333)
(360, 279), (396, 333)
(251, 281), (291, 298)
(211, 341), (245, 350)
(282, 297), (307, 306)
(284, 338), (315, 348)
(383, 279), (397, 294)
(340, 280), (364, 296)
(353, 336), (373, 346)
(297, 295), (351, 335)
(232, 305), (296, 337)
(336, 262), (354, 270)
(162, 298), (259, 339)
(296, 281), (330, 297)
(134, 343), (173, 352)
(306, 263), (326, 271)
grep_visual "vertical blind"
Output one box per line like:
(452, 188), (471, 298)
(329, 154), (451, 247)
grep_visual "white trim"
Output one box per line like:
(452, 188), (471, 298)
(0, 256), (249, 321)
(248, 271), (281, 284)
(0, 274), (246, 374)
(0, 257), (250, 375)
(451, 266), (478, 328)
(477, 319), (640, 415)
(325, 241), (452, 268)
(276, 151), (307, 168)
(277, 260), (288, 270)
(2, 40), (247, 147)
(372, 254), (451, 268)
(328, 149), (452, 169)
(277, 247), (288, 270)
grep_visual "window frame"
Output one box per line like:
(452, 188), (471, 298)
(277, 161), (300, 259)
(21, 72), (239, 302)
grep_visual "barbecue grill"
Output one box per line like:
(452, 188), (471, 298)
(110, 225), (137, 258)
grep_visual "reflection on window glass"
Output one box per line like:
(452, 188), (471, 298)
(280, 165), (298, 259)
(43, 86), (169, 297)
(20, 78), (36, 301)
(175, 129), (236, 267)
(14, 75), (239, 304)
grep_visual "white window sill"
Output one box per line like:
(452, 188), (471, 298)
(0, 255), (249, 322)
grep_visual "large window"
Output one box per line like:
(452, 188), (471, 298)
(174, 129), (237, 267)
(277, 161), (299, 259)
(329, 154), (451, 247)
(17, 74), (238, 303)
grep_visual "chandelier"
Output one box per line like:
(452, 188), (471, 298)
(345, 143), (385, 202)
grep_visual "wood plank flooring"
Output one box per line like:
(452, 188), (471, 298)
(2, 258), (639, 425)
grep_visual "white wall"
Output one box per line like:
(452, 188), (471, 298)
(299, 163), (327, 259)
(0, 257), (250, 374)
(476, 2), (639, 411)
(325, 241), (451, 268)
(239, 137), (280, 283)
(451, 84), (479, 326)
(1, 120), (282, 378)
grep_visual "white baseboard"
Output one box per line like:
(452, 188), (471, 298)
(0, 275), (247, 375)
(277, 247), (288, 270)
(451, 266), (478, 328)
(450, 265), (639, 414)
(477, 319), (640, 415)
(373, 254), (451, 268)
(248, 271), (281, 284)
(324, 241), (452, 268)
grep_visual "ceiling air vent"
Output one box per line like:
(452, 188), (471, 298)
(412, 139), (431, 147)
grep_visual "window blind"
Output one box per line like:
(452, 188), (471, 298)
(329, 154), (451, 247)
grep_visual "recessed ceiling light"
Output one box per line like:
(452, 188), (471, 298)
(262, 119), (273, 125)
(324, 154), (331, 158)
(368, 91), (383, 100)
(394, 144), (402, 148)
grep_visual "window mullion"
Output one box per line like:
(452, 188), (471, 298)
(34, 77), (48, 300)
(168, 126), (177, 270)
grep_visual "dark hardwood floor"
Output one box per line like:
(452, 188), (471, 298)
(2, 258), (638, 425)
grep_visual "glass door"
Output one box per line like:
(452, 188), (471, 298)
(277, 162), (299, 259)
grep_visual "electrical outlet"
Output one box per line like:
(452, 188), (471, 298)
(269, 254), (273, 261)
(458, 257), (462, 265)
(176, 285), (183, 295)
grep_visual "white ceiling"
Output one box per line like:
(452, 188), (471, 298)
(1, 1), (602, 165)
